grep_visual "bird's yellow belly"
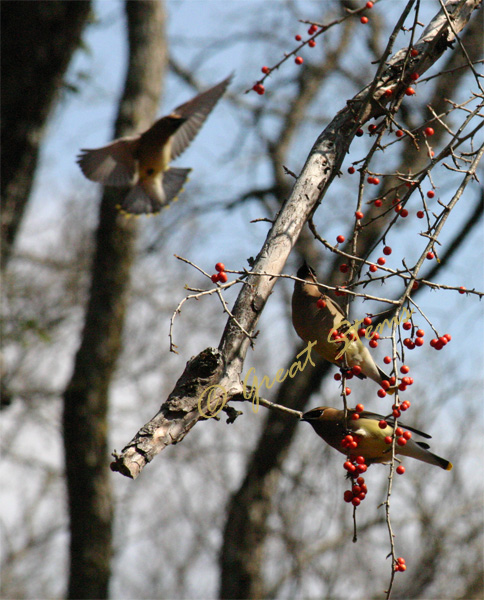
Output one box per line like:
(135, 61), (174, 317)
(139, 139), (172, 176)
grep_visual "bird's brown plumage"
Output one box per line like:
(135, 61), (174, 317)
(302, 406), (452, 470)
(77, 74), (232, 215)
(292, 263), (392, 388)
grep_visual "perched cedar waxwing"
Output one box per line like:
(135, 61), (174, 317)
(302, 406), (452, 470)
(77, 75), (232, 215)
(292, 262), (393, 389)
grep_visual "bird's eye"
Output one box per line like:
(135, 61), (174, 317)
(146, 168), (155, 176)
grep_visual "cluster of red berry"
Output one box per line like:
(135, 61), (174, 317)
(360, 1), (374, 24)
(210, 262), (228, 284)
(395, 557), (407, 572)
(343, 474), (368, 507)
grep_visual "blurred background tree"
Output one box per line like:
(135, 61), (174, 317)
(1, 1), (483, 599)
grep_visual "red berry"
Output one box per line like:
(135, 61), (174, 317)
(362, 317), (372, 326)
(316, 298), (327, 309)
(403, 431), (412, 440)
(379, 420), (387, 429)
(345, 387), (352, 396)
(355, 211), (364, 220)
(385, 88), (393, 97)
(396, 129), (404, 138)
(211, 273), (219, 283)
(369, 265), (378, 273)
(400, 208), (409, 218)
(367, 176), (374, 184)
(395, 427), (403, 436)
(368, 124), (377, 133)
(410, 72), (419, 81)
(355, 403), (364, 412)
(426, 251), (435, 260)
(398, 383), (407, 392)
(389, 376), (396, 385)
(403, 321), (412, 331)
(253, 83), (265, 95)
(417, 210), (424, 219)
(377, 257), (386, 266)
(374, 199), (383, 207)
(340, 264), (349, 273)
(356, 464), (367, 473)
(458, 286), (466, 294)
(308, 39), (316, 48)
(393, 409), (401, 418)
(369, 340), (378, 348)
(357, 328), (366, 337)
(352, 497), (361, 506)
(295, 34), (302, 41)
(397, 437), (407, 446)
(396, 465), (405, 475)
(366, 1), (374, 7)
(427, 190), (435, 198)
(215, 262), (225, 272)
(217, 271), (228, 283)
(295, 56), (303, 65)
(360, 16), (369, 24)
(444, 333), (452, 342)
(381, 357), (391, 367)
(384, 436), (392, 445)
(348, 166), (356, 174)
(356, 128), (364, 137)
(344, 490), (353, 502)
(381, 246), (391, 256)
(261, 66), (270, 74)
(411, 48), (419, 57)
(356, 456), (366, 465)
(424, 127), (435, 136)
(400, 365), (410, 374)
(336, 235), (345, 244)
(416, 329), (424, 338)
(378, 389), (387, 398)
(415, 337), (424, 346)
(394, 204), (402, 213)
(373, 177), (380, 185)
(405, 87), (416, 96)
(353, 366), (362, 376)
(308, 25), (317, 34)
(381, 380), (390, 390)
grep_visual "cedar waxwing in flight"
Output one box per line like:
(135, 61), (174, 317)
(302, 406), (452, 470)
(77, 75), (232, 215)
(292, 262), (393, 389)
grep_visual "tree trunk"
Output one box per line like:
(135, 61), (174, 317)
(62, 2), (167, 598)
(1, 0), (91, 269)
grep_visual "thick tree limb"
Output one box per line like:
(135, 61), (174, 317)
(111, 0), (481, 480)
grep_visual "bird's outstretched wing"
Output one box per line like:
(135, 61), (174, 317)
(169, 74), (232, 161)
(77, 137), (139, 186)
